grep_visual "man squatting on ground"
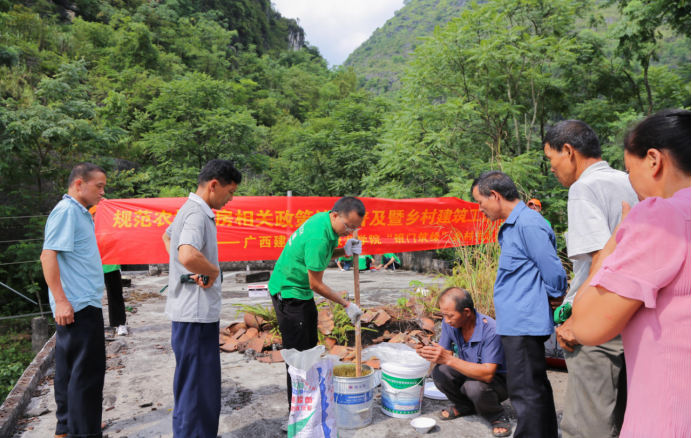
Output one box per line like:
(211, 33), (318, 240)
(472, 171), (568, 438)
(419, 287), (512, 437)
(41, 163), (109, 438)
(543, 120), (637, 437)
(162, 159), (241, 438)
(268, 197), (365, 417)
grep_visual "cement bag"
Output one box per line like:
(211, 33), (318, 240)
(282, 346), (337, 438)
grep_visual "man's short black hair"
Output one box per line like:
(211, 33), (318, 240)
(439, 287), (474, 313)
(68, 163), (106, 187)
(542, 120), (601, 159)
(198, 159), (242, 186)
(332, 197), (365, 217)
(471, 171), (520, 201)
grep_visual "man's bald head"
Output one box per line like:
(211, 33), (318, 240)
(439, 287), (474, 313)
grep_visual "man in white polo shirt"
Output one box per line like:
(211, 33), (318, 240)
(162, 159), (241, 438)
(543, 121), (638, 438)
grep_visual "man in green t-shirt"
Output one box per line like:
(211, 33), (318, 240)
(336, 255), (353, 271)
(103, 264), (127, 335)
(379, 253), (401, 270)
(269, 196), (365, 415)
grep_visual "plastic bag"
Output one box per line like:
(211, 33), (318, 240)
(282, 345), (326, 370)
(282, 346), (337, 438)
(361, 343), (429, 367)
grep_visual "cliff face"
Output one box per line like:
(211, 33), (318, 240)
(344, 0), (469, 94)
(287, 19), (306, 51)
(194, 0), (307, 55)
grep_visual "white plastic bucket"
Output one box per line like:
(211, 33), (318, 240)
(380, 361), (430, 418)
(332, 364), (375, 429)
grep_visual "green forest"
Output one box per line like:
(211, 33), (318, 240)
(0, 0), (690, 321)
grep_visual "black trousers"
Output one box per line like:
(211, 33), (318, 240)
(104, 269), (126, 327)
(501, 335), (558, 438)
(54, 305), (106, 438)
(381, 257), (400, 270)
(432, 364), (508, 423)
(271, 293), (318, 412)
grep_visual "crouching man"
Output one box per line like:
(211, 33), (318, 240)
(418, 287), (511, 437)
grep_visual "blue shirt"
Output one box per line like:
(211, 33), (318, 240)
(43, 195), (104, 315)
(494, 202), (567, 336)
(439, 310), (507, 374)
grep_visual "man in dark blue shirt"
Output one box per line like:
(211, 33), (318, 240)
(419, 287), (511, 437)
(472, 171), (567, 438)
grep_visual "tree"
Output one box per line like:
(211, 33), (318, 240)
(138, 72), (259, 171)
(608, 0), (691, 113)
(0, 60), (121, 210)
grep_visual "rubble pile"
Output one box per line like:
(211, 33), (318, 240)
(219, 305), (441, 367)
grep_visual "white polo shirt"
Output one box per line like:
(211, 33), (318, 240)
(564, 161), (639, 303)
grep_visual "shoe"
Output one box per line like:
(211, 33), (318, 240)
(117, 325), (128, 336)
(54, 435), (67, 438)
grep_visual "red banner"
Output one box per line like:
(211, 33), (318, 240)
(94, 196), (497, 264)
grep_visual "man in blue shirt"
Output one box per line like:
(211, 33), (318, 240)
(419, 287), (511, 437)
(40, 163), (107, 438)
(472, 171), (567, 438)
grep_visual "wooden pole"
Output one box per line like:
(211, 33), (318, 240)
(353, 230), (362, 378)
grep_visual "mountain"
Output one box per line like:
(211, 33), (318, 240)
(344, 0), (468, 94)
(344, 0), (690, 95)
(27, 0), (306, 56)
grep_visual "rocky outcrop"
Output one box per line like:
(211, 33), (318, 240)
(287, 22), (305, 51)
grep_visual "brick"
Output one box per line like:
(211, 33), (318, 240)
(220, 339), (238, 353)
(330, 345), (349, 359)
(420, 317), (435, 333)
(360, 311), (376, 324)
(237, 328), (258, 343)
(364, 359), (380, 370)
(248, 337), (264, 353)
(388, 333), (407, 344)
(235, 271), (270, 283)
(323, 337), (337, 350)
(232, 329), (246, 340)
(373, 310), (391, 327)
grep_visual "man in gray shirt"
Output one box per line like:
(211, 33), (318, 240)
(162, 159), (241, 438)
(543, 121), (637, 438)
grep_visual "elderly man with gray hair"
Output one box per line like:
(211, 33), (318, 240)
(418, 287), (511, 437)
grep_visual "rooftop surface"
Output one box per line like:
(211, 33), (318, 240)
(14, 269), (567, 438)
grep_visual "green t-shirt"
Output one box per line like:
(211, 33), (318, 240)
(269, 211), (339, 300)
(545, 218), (552, 227)
(103, 264), (120, 274)
(358, 255), (374, 270)
(382, 253), (400, 264)
(337, 256), (353, 262)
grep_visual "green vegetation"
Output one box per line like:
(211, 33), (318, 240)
(0, 329), (36, 401)
(344, 0), (690, 96)
(345, 0), (467, 94)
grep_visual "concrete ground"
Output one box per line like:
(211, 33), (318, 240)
(14, 269), (567, 438)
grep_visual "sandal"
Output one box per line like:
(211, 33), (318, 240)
(491, 415), (512, 437)
(437, 406), (476, 421)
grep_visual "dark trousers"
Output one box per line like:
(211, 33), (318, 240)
(342, 261), (353, 270)
(432, 364), (508, 423)
(54, 305), (106, 438)
(382, 257), (400, 270)
(171, 321), (221, 438)
(104, 270), (126, 327)
(271, 293), (318, 412)
(502, 335), (558, 438)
